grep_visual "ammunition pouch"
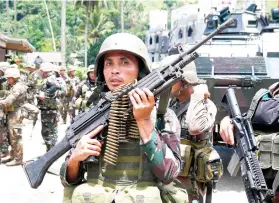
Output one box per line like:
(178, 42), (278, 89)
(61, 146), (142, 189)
(194, 147), (223, 183)
(272, 135), (279, 170)
(179, 142), (192, 177)
(256, 132), (275, 169)
(256, 132), (279, 170)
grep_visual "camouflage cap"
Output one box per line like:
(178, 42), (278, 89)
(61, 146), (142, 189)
(0, 62), (10, 73)
(39, 62), (54, 72)
(68, 65), (76, 72)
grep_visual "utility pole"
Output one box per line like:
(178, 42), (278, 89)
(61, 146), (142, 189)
(121, 0), (124, 32)
(43, 0), (57, 52)
(6, 0), (10, 35)
(61, 0), (66, 66)
(14, 0), (17, 35)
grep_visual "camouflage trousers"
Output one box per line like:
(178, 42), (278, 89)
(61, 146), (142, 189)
(60, 96), (74, 123)
(41, 110), (58, 151)
(7, 110), (23, 161)
(0, 117), (9, 155)
(63, 181), (163, 203)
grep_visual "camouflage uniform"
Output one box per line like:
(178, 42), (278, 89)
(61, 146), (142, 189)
(247, 82), (279, 196)
(0, 68), (28, 166)
(73, 67), (98, 114)
(26, 64), (43, 105)
(60, 66), (80, 123)
(38, 63), (66, 151)
(166, 56), (222, 202)
(0, 62), (10, 158)
(60, 33), (184, 203)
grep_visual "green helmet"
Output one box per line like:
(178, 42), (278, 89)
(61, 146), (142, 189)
(39, 62), (54, 72)
(161, 54), (200, 85)
(4, 68), (20, 78)
(95, 33), (151, 82)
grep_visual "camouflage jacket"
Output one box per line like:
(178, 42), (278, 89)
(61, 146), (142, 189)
(37, 74), (66, 110)
(60, 106), (181, 187)
(65, 75), (80, 97)
(0, 80), (27, 111)
(27, 70), (44, 94)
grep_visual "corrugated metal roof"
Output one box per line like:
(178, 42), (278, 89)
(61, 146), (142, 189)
(0, 33), (35, 53)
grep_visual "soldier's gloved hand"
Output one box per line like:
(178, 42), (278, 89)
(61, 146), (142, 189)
(219, 116), (235, 145)
(70, 125), (104, 162)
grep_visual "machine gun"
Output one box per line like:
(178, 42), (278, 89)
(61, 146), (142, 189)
(22, 18), (234, 189)
(222, 88), (274, 203)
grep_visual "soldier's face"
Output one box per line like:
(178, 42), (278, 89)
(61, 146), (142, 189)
(70, 71), (75, 76)
(88, 72), (96, 80)
(60, 70), (66, 76)
(7, 77), (15, 85)
(103, 51), (139, 91)
(0, 71), (3, 77)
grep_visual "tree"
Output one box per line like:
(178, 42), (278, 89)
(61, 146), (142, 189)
(61, 0), (66, 66)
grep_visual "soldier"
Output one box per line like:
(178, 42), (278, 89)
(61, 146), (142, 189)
(220, 83), (279, 203)
(0, 62), (10, 160)
(0, 68), (28, 166)
(165, 55), (222, 202)
(60, 33), (183, 203)
(72, 64), (98, 114)
(67, 65), (80, 120)
(38, 62), (65, 151)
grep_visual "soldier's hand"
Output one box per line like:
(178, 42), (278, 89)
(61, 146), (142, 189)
(219, 116), (234, 145)
(128, 88), (155, 122)
(193, 84), (210, 100)
(71, 125), (104, 162)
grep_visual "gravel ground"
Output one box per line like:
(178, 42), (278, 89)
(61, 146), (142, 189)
(0, 119), (247, 203)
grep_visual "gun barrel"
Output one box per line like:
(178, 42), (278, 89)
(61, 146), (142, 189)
(222, 88), (242, 118)
(183, 18), (234, 56)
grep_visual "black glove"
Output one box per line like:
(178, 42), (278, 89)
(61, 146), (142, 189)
(45, 86), (57, 97)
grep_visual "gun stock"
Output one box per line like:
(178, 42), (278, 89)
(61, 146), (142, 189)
(23, 18), (235, 189)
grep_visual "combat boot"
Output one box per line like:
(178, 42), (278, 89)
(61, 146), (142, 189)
(1, 156), (13, 164)
(5, 159), (22, 166)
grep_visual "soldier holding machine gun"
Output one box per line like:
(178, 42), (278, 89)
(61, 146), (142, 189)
(22, 18), (235, 203)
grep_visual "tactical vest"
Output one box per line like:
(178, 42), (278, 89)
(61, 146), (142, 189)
(171, 100), (223, 184)
(86, 138), (157, 187)
(78, 80), (97, 111)
(247, 85), (279, 171)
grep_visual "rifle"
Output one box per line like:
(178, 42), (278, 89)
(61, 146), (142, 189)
(23, 18), (234, 189)
(221, 88), (274, 203)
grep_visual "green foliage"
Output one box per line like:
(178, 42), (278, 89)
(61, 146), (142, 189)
(75, 67), (87, 80)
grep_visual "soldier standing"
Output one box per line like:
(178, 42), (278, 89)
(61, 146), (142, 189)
(38, 63), (65, 151)
(60, 33), (183, 203)
(220, 83), (279, 203)
(72, 65), (98, 114)
(0, 68), (28, 166)
(67, 65), (80, 120)
(0, 62), (10, 160)
(165, 55), (221, 202)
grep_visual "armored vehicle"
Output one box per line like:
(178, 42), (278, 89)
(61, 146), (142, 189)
(147, 4), (279, 142)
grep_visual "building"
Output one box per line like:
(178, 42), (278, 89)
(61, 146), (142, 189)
(24, 52), (63, 66)
(0, 33), (35, 61)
